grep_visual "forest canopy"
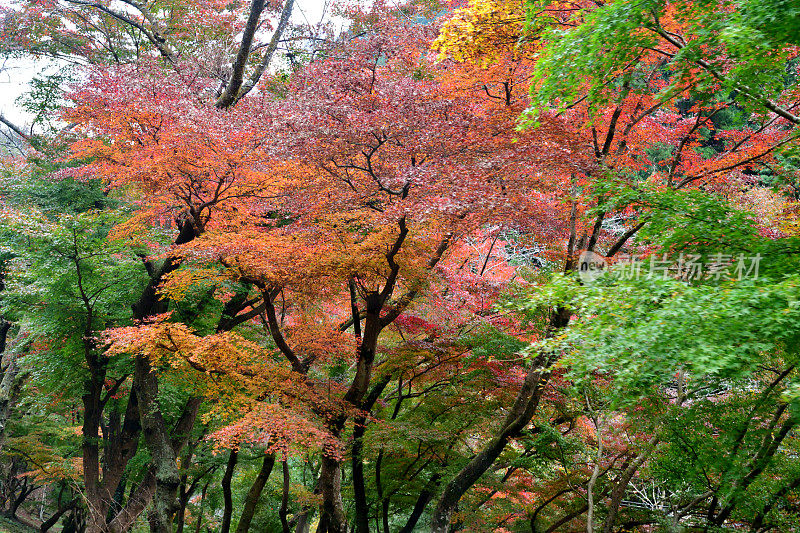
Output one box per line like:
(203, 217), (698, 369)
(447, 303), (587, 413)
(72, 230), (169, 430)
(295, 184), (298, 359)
(0, 0), (799, 532)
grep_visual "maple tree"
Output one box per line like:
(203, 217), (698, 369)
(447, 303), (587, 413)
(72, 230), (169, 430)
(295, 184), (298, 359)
(423, 0), (800, 530)
(0, 0), (799, 532)
(1, 0), (302, 531)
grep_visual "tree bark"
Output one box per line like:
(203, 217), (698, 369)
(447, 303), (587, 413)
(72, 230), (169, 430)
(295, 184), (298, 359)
(226, 0), (296, 106)
(0, 328), (21, 520)
(586, 397), (603, 533)
(317, 455), (347, 533)
(214, 0), (267, 108)
(295, 513), (312, 533)
(8, 480), (35, 519)
(81, 324), (108, 532)
(0, 331), (20, 452)
(175, 477), (188, 533)
(41, 499), (77, 532)
(352, 419), (370, 533)
(125, 220), (209, 533)
(193, 482), (210, 533)
(135, 353), (202, 533)
(600, 439), (657, 533)
(318, 298), (384, 532)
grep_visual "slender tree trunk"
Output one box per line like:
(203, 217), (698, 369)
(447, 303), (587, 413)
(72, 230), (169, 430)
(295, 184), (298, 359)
(586, 411), (603, 533)
(108, 469), (156, 533)
(235, 453), (275, 533)
(352, 419), (370, 533)
(318, 309), (381, 533)
(279, 461), (291, 533)
(321, 291), (393, 531)
(175, 478), (188, 533)
(128, 219), (254, 533)
(82, 359), (107, 532)
(545, 504), (589, 533)
(398, 474), (440, 533)
(8, 481), (34, 519)
(106, 470), (127, 525)
(429, 371), (543, 531)
(352, 377), (391, 533)
(375, 450), (389, 533)
(600, 437), (658, 533)
(193, 482), (210, 533)
(90, 222), (199, 533)
(316, 224), (411, 532)
(381, 499), (390, 533)
(41, 499), (77, 532)
(429, 308), (571, 531)
(220, 450), (238, 533)
(62, 507), (86, 533)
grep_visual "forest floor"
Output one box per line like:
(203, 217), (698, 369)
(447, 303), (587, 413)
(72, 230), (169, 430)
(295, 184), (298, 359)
(0, 513), (40, 532)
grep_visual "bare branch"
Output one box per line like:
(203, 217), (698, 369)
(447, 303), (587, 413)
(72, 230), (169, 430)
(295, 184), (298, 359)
(230, 0), (295, 106)
(215, 0), (267, 108)
(0, 114), (32, 142)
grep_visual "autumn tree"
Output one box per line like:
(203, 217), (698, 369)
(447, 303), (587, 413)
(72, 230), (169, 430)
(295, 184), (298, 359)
(423, 0), (800, 529)
(2, 0), (301, 530)
(2, 0), (800, 532)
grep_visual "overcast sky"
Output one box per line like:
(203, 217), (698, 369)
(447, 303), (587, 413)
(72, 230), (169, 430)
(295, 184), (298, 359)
(0, 0), (340, 126)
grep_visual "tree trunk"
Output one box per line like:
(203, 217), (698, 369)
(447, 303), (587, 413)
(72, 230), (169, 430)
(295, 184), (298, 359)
(399, 474), (440, 533)
(108, 469), (156, 533)
(41, 499), (77, 532)
(220, 450), (238, 533)
(89, 221), (199, 533)
(82, 358), (107, 532)
(279, 461), (290, 533)
(295, 512), (312, 533)
(429, 308), (571, 531)
(352, 420), (370, 533)
(8, 480), (35, 519)
(193, 482), (210, 533)
(601, 438), (658, 533)
(318, 308), (382, 533)
(429, 371), (544, 531)
(175, 478), (188, 533)
(375, 450), (389, 533)
(235, 453), (275, 533)
(0, 317), (19, 452)
(352, 377), (391, 533)
(135, 355), (201, 533)
(586, 414), (603, 533)
(317, 455), (347, 533)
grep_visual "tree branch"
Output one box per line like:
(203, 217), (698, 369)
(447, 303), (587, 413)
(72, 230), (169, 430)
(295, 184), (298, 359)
(229, 0), (295, 106)
(215, 0), (267, 108)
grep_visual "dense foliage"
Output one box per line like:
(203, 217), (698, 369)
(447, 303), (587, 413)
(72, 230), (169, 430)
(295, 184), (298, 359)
(0, 0), (798, 531)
